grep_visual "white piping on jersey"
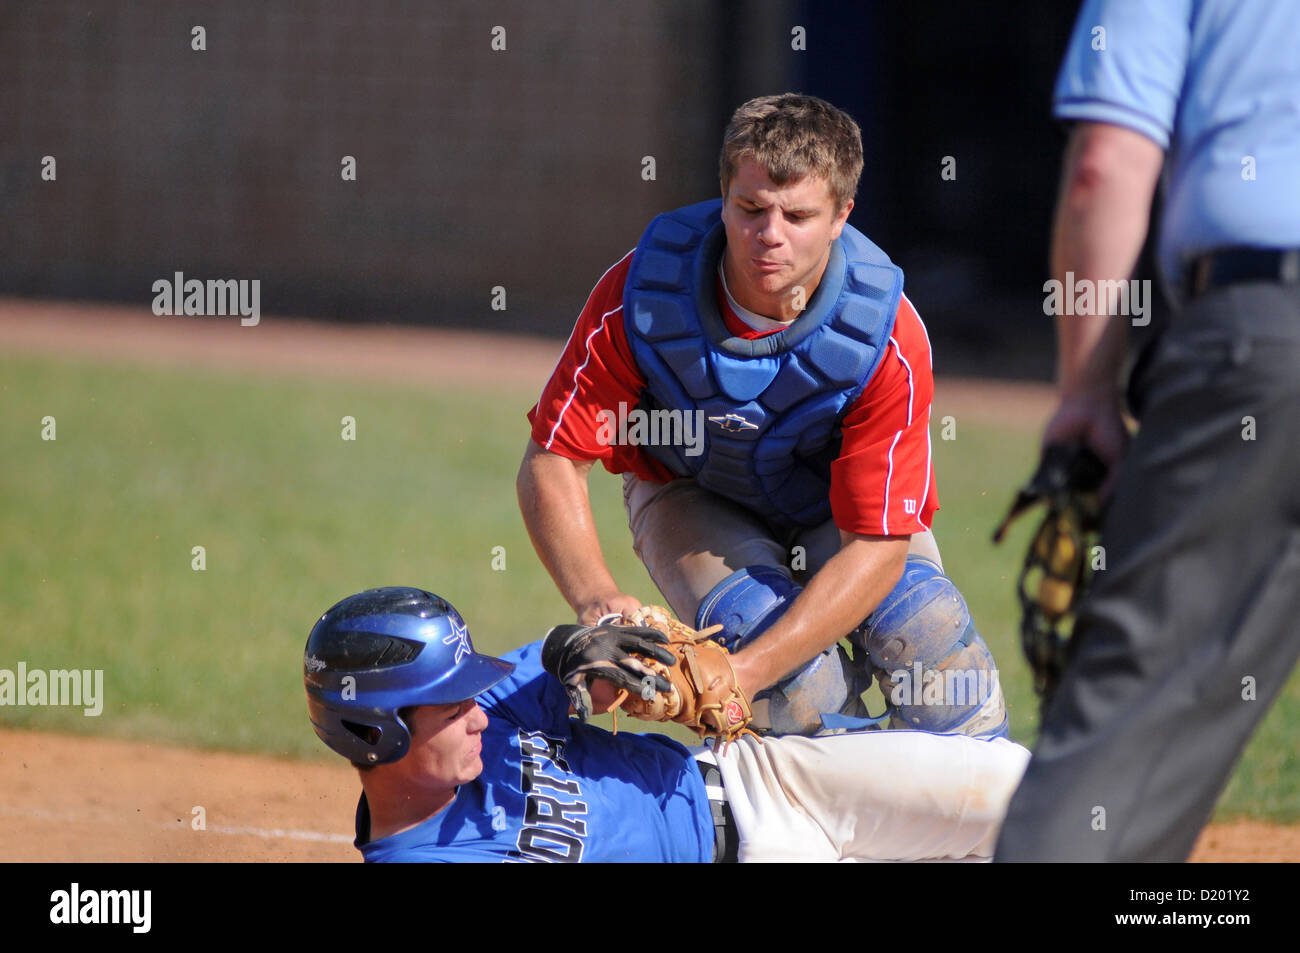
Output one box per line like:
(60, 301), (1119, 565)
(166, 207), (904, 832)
(881, 335), (916, 536)
(543, 249), (634, 451)
(901, 294), (935, 527)
(919, 420), (933, 531)
(890, 336), (916, 427)
(902, 292), (933, 371)
(541, 248), (634, 386)
(545, 305), (622, 450)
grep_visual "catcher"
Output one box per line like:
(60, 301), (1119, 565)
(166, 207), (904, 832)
(304, 587), (1030, 863)
(519, 93), (1007, 739)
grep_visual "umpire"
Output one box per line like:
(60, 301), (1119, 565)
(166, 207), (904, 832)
(996, 0), (1300, 861)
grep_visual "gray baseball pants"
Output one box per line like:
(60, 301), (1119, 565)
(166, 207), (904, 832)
(996, 282), (1300, 861)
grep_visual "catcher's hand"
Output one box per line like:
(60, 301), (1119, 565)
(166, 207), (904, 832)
(993, 443), (1106, 707)
(610, 605), (755, 747)
(541, 620), (676, 720)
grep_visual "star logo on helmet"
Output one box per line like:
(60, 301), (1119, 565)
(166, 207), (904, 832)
(443, 618), (472, 664)
(707, 413), (759, 433)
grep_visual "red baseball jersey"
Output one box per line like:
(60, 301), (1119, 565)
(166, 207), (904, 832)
(527, 251), (939, 536)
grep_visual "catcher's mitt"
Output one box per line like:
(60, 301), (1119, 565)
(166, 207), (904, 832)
(541, 620), (677, 721)
(993, 443), (1106, 709)
(609, 605), (756, 747)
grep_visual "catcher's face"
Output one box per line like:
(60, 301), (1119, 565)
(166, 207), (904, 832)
(401, 699), (489, 790)
(720, 158), (853, 323)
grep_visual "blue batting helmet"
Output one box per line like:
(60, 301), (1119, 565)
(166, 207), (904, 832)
(303, 587), (514, 765)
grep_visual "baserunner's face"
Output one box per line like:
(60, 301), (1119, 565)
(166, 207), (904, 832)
(720, 158), (853, 323)
(403, 699), (489, 790)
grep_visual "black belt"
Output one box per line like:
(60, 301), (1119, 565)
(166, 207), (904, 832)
(1185, 248), (1300, 298)
(695, 759), (739, 863)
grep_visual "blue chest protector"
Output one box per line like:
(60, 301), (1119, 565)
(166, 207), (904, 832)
(623, 199), (904, 529)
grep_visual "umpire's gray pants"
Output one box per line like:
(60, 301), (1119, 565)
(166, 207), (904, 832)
(996, 282), (1300, 861)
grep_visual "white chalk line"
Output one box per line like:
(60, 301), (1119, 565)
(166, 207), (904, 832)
(0, 804), (353, 843)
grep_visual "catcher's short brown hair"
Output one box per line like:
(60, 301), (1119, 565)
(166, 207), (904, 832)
(719, 93), (864, 212)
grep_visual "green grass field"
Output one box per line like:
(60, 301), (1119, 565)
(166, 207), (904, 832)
(2, 351), (1296, 820)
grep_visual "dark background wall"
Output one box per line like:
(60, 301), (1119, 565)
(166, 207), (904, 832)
(1, 1), (1099, 378)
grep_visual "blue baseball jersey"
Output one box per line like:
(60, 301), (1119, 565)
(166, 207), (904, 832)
(355, 641), (715, 863)
(1053, 0), (1300, 290)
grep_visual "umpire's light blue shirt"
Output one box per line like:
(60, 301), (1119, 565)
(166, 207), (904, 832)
(1053, 0), (1300, 291)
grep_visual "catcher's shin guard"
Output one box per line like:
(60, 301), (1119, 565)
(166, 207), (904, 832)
(695, 566), (877, 735)
(853, 556), (1009, 738)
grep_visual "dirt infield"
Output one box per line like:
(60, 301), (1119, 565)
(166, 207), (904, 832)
(0, 297), (1057, 421)
(2, 727), (1292, 862)
(0, 729), (356, 862)
(2, 298), (1295, 863)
